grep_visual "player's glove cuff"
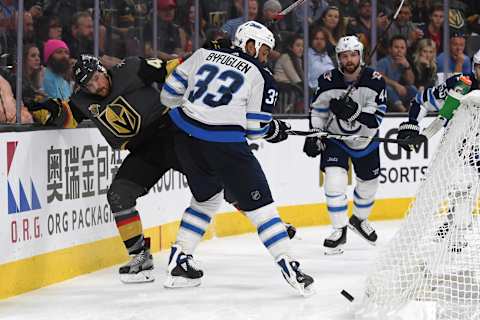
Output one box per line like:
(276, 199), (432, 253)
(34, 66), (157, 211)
(265, 119), (291, 143)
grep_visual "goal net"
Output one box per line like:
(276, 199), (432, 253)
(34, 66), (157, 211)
(357, 90), (480, 320)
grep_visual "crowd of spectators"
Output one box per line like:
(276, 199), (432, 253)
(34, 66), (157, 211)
(1, 0), (480, 123)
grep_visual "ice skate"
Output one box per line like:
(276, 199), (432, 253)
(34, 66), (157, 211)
(348, 215), (377, 245)
(119, 238), (154, 283)
(276, 255), (315, 297)
(164, 244), (203, 288)
(324, 226), (347, 255)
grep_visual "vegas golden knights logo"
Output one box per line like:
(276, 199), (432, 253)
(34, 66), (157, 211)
(98, 96), (141, 137)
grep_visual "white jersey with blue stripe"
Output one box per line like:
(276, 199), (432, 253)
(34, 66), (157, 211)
(310, 67), (387, 151)
(161, 47), (278, 143)
(408, 73), (478, 123)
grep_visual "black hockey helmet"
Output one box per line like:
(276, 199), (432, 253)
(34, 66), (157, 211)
(73, 54), (107, 88)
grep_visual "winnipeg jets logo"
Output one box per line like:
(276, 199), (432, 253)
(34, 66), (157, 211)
(372, 71), (382, 80)
(324, 71), (333, 82)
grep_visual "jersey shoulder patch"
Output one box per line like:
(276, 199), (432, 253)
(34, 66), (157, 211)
(316, 68), (346, 94)
(359, 67), (385, 93)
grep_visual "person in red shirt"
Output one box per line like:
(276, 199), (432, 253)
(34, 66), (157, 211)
(421, 4), (444, 53)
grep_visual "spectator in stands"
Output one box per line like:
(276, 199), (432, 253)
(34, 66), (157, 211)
(63, 11), (94, 59)
(179, 2), (207, 53)
(23, 12), (35, 44)
(411, 0), (430, 24)
(23, 43), (45, 99)
(274, 33), (305, 113)
(387, 1), (423, 48)
(35, 16), (63, 62)
(332, 0), (358, 24)
(375, 6), (392, 60)
(274, 33), (304, 88)
(295, 0), (329, 33)
(43, 39), (72, 100)
(377, 35), (417, 112)
(421, 4), (444, 53)
(465, 0), (480, 35)
(200, 0), (231, 30)
(0, 74), (33, 124)
(316, 6), (345, 61)
(307, 26), (334, 90)
(412, 38), (437, 91)
(258, 0), (282, 60)
(144, 0), (183, 59)
(437, 33), (471, 74)
(347, 0), (372, 50)
(221, 0), (259, 40)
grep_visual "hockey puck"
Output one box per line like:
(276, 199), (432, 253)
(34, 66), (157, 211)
(341, 290), (354, 302)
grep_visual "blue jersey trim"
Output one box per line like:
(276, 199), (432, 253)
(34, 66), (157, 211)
(163, 83), (183, 96)
(330, 139), (380, 158)
(169, 108), (246, 143)
(246, 112), (272, 122)
(246, 125), (269, 136)
(172, 70), (188, 88)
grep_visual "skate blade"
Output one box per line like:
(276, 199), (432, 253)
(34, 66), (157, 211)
(120, 270), (155, 284)
(324, 246), (344, 255)
(347, 224), (377, 246)
(284, 278), (316, 297)
(163, 275), (201, 288)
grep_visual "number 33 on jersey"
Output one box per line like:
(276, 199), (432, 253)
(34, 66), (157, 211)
(161, 47), (279, 142)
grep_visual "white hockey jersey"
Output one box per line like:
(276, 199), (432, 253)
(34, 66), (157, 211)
(161, 47), (278, 143)
(311, 67), (387, 152)
(408, 73), (478, 123)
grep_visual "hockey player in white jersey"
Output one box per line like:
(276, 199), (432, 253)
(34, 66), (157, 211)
(303, 36), (387, 255)
(160, 21), (315, 296)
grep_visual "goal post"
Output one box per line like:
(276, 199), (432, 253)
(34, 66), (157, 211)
(356, 90), (480, 320)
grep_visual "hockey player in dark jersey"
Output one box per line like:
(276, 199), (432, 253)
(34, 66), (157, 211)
(28, 54), (183, 283)
(303, 36), (387, 255)
(397, 50), (480, 146)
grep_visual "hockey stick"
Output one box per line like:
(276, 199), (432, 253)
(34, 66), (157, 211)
(286, 129), (426, 145)
(273, 0), (307, 21)
(342, 0), (405, 99)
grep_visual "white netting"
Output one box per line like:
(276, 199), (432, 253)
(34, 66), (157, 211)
(357, 91), (480, 320)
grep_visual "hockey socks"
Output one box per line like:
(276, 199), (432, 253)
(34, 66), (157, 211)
(245, 204), (291, 258)
(113, 207), (145, 254)
(175, 193), (220, 255)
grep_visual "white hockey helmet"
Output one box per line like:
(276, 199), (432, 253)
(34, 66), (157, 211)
(335, 35), (364, 66)
(472, 49), (480, 78)
(233, 21), (275, 58)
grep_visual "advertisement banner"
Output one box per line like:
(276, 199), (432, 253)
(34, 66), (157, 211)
(0, 117), (442, 265)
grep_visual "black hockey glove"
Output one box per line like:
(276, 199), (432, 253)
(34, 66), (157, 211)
(397, 120), (421, 151)
(264, 119), (291, 143)
(27, 98), (63, 126)
(329, 96), (361, 122)
(303, 136), (325, 158)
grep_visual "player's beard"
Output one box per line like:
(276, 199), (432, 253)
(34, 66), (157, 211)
(343, 61), (360, 75)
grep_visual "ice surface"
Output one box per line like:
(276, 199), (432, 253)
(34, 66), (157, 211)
(0, 221), (401, 320)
